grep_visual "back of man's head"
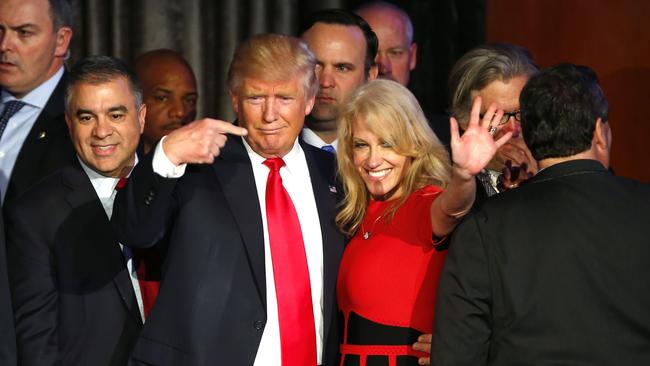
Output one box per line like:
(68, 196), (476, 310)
(520, 63), (609, 161)
(300, 9), (378, 76)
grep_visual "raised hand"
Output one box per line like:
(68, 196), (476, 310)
(449, 96), (512, 179)
(162, 118), (248, 165)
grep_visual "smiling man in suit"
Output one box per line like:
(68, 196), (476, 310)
(113, 33), (346, 365)
(6, 56), (158, 366)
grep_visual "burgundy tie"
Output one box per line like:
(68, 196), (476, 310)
(263, 158), (316, 366)
(115, 177), (160, 319)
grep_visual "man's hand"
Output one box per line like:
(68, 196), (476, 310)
(450, 96), (513, 180)
(494, 135), (538, 190)
(413, 333), (432, 365)
(162, 118), (247, 165)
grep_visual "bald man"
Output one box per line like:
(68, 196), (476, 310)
(135, 49), (198, 153)
(356, 1), (416, 86)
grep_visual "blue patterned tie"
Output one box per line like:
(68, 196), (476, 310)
(0, 100), (26, 140)
(321, 144), (335, 154)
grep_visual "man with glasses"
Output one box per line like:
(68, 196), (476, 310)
(448, 43), (538, 203)
(433, 63), (650, 365)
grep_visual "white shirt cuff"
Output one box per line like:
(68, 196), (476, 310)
(152, 136), (187, 178)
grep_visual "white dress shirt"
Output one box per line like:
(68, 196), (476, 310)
(302, 127), (338, 151)
(79, 156), (146, 323)
(0, 67), (64, 202)
(152, 137), (325, 365)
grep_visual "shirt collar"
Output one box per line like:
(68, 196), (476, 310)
(1, 67), (64, 109)
(301, 127), (337, 150)
(78, 154), (138, 197)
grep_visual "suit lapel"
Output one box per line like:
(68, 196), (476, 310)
(62, 163), (142, 325)
(302, 142), (344, 347)
(212, 138), (266, 307)
(6, 73), (74, 203)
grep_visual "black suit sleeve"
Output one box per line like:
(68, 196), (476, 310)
(0, 216), (16, 366)
(432, 213), (492, 366)
(6, 206), (59, 366)
(112, 149), (180, 249)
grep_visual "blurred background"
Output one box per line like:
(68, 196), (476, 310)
(68, 0), (650, 182)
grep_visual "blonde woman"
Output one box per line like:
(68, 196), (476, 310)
(335, 79), (510, 365)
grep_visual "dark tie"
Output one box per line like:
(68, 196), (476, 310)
(0, 100), (26, 140)
(321, 144), (335, 154)
(116, 177), (160, 319)
(476, 171), (499, 197)
(263, 158), (316, 366)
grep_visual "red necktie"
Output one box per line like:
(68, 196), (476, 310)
(133, 249), (160, 319)
(115, 177), (160, 319)
(263, 158), (317, 366)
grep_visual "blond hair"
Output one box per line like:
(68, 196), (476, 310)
(226, 33), (318, 100)
(336, 79), (451, 236)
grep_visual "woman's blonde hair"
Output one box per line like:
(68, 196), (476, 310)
(336, 79), (451, 236)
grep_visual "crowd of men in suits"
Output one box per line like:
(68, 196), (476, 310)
(0, 0), (649, 365)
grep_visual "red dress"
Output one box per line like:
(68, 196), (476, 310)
(337, 186), (447, 366)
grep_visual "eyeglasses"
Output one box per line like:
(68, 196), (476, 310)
(480, 110), (521, 125)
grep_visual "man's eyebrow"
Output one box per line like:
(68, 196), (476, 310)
(154, 87), (172, 94)
(107, 105), (128, 113)
(75, 108), (95, 117)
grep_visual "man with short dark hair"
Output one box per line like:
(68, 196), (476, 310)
(135, 49), (198, 154)
(432, 63), (650, 365)
(7, 56), (152, 366)
(113, 33), (346, 365)
(300, 9), (378, 151)
(0, 0), (76, 205)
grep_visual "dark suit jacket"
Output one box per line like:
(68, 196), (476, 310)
(6, 162), (142, 366)
(112, 137), (345, 365)
(0, 213), (16, 366)
(3, 73), (76, 207)
(432, 159), (650, 365)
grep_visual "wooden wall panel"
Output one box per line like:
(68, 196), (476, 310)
(487, 0), (650, 182)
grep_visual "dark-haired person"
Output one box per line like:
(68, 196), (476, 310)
(135, 49), (198, 154)
(0, 0), (76, 206)
(299, 9), (378, 152)
(432, 63), (650, 365)
(448, 43), (539, 204)
(7, 56), (152, 366)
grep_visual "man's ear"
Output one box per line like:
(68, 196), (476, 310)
(593, 117), (612, 168)
(594, 118), (612, 150)
(367, 64), (379, 81)
(138, 104), (147, 134)
(55, 27), (73, 58)
(229, 90), (239, 115)
(409, 42), (417, 71)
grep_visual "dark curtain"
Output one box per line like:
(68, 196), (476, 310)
(69, 0), (484, 120)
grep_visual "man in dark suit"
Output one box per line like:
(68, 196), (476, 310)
(7, 56), (152, 365)
(0, 0), (76, 206)
(113, 33), (346, 365)
(0, 1), (74, 364)
(432, 63), (650, 365)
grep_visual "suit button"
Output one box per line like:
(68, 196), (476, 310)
(253, 320), (264, 330)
